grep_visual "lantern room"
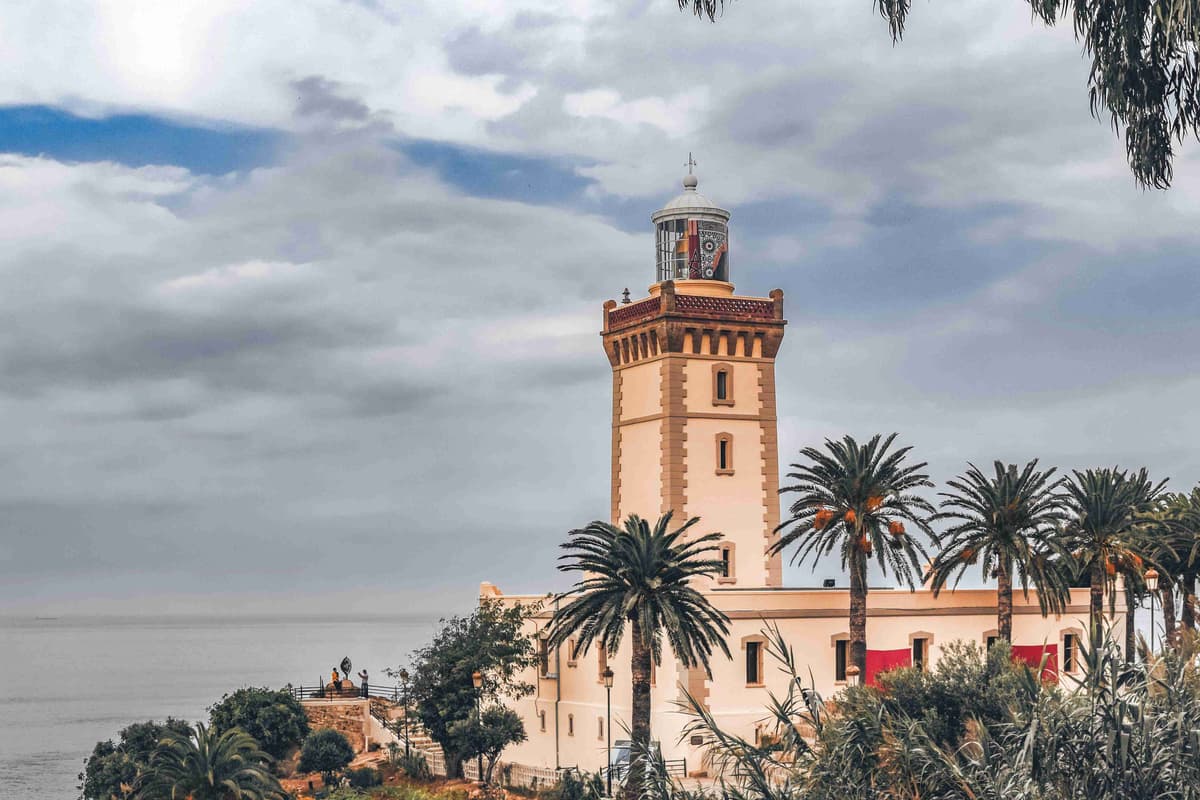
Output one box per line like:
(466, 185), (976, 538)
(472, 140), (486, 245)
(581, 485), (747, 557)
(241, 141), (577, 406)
(651, 172), (731, 284)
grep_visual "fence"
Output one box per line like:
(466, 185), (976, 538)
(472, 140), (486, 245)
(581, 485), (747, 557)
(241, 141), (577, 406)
(285, 683), (403, 701)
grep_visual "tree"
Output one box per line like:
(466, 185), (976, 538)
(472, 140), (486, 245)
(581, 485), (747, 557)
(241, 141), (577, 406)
(772, 433), (934, 679)
(79, 719), (192, 800)
(297, 728), (355, 786)
(208, 687), (310, 760)
(135, 723), (286, 800)
(1170, 488), (1200, 635)
(928, 460), (1071, 643)
(399, 599), (539, 778)
(448, 706), (527, 784)
(1061, 467), (1165, 639)
(546, 512), (731, 800)
(677, 1), (1200, 189)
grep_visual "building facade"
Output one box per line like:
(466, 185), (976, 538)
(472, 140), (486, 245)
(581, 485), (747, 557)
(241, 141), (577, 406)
(482, 174), (1112, 778)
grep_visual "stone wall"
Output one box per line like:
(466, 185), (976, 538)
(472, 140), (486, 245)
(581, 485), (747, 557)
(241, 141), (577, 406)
(302, 699), (370, 752)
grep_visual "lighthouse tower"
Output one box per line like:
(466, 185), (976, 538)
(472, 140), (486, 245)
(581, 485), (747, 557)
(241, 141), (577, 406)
(602, 173), (787, 588)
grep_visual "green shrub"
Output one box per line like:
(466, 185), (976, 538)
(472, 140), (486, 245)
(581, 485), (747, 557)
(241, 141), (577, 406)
(209, 686), (310, 760)
(78, 718), (192, 800)
(346, 766), (382, 788)
(397, 750), (431, 780)
(299, 728), (355, 780)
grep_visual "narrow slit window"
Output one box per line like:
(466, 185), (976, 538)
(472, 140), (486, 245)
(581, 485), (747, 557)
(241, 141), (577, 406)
(720, 547), (731, 578)
(567, 714), (574, 736)
(598, 718), (604, 740)
(746, 641), (762, 685)
(835, 640), (848, 682)
(716, 370), (728, 400)
(538, 638), (550, 677)
(716, 434), (733, 474)
(1063, 633), (1078, 673)
(719, 439), (728, 470)
(539, 710), (546, 732)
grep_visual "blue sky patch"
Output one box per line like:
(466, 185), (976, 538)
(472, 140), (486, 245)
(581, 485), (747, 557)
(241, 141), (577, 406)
(0, 105), (282, 174)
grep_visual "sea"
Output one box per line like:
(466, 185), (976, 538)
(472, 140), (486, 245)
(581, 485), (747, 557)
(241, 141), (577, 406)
(0, 613), (442, 800)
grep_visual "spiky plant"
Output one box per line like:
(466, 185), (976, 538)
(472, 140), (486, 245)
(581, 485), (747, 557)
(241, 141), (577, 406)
(134, 723), (286, 800)
(1061, 467), (1166, 639)
(545, 512), (731, 800)
(928, 460), (1071, 644)
(772, 434), (934, 679)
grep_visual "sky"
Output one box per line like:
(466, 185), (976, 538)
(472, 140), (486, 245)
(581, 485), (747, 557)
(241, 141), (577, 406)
(1, 0), (1198, 617)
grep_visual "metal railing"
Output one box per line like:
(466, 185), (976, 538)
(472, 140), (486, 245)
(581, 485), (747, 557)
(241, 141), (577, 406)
(285, 683), (403, 701)
(605, 758), (687, 780)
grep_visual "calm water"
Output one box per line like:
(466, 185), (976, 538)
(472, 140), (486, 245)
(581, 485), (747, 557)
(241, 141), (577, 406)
(0, 614), (440, 800)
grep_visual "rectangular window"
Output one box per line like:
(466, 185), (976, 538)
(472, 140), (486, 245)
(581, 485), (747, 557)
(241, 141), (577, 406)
(746, 641), (762, 684)
(986, 636), (999, 651)
(568, 715), (574, 736)
(1063, 634), (1078, 673)
(567, 639), (577, 666)
(538, 638), (550, 677)
(912, 638), (927, 670)
(720, 548), (731, 578)
(598, 718), (604, 740)
(598, 649), (607, 683)
(719, 439), (729, 470)
(835, 640), (848, 682)
(539, 711), (546, 732)
(716, 370), (728, 400)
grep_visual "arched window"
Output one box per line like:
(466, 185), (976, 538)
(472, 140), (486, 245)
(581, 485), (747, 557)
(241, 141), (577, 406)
(712, 363), (734, 406)
(715, 433), (734, 475)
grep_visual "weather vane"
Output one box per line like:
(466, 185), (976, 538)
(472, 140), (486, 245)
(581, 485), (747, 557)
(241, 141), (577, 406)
(685, 152), (697, 175)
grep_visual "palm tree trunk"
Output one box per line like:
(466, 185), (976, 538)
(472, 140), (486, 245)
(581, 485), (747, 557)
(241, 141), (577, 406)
(849, 547), (868, 679)
(1162, 583), (1177, 647)
(1123, 582), (1137, 663)
(996, 559), (1013, 642)
(626, 614), (652, 800)
(1089, 559), (1105, 640)
(1182, 571), (1197, 633)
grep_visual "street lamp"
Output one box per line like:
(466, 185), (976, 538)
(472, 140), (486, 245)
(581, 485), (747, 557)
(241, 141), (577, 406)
(1145, 568), (1160, 653)
(471, 670), (484, 784)
(603, 666), (614, 797)
(399, 668), (410, 760)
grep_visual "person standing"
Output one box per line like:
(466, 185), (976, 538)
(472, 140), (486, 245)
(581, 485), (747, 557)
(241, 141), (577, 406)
(332, 667), (342, 695)
(358, 669), (369, 698)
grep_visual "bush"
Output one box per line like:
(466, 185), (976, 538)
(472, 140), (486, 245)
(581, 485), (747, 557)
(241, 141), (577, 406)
(346, 766), (382, 788)
(209, 686), (310, 760)
(298, 728), (355, 780)
(397, 750), (431, 780)
(78, 718), (192, 800)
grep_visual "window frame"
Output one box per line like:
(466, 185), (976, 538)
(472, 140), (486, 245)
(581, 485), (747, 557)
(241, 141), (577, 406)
(832, 633), (850, 684)
(712, 363), (735, 407)
(743, 636), (766, 687)
(715, 433), (734, 475)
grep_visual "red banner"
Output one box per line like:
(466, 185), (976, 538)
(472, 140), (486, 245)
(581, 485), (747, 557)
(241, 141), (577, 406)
(865, 648), (912, 686)
(1011, 644), (1058, 683)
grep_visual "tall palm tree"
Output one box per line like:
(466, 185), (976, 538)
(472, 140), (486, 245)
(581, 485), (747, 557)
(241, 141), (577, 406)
(772, 433), (934, 679)
(1172, 488), (1200, 636)
(545, 512), (731, 800)
(927, 460), (1072, 644)
(135, 723), (286, 800)
(1061, 467), (1165, 639)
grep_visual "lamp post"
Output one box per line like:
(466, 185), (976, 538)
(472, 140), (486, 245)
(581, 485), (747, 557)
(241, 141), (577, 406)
(399, 668), (410, 760)
(603, 666), (614, 797)
(471, 670), (484, 784)
(1145, 568), (1160, 653)
(846, 664), (861, 687)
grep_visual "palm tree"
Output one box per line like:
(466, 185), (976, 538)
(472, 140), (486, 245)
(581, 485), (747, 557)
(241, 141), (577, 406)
(135, 723), (286, 800)
(1171, 488), (1200, 636)
(1061, 467), (1165, 640)
(927, 460), (1072, 644)
(772, 433), (935, 679)
(545, 512), (731, 800)
(1136, 498), (1185, 647)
